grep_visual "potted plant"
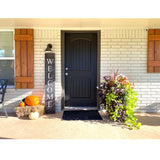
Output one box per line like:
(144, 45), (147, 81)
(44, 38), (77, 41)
(98, 70), (141, 129)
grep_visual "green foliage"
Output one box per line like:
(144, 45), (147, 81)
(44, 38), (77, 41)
(124, 84), (141, 129)
(98, 72), (141, 130)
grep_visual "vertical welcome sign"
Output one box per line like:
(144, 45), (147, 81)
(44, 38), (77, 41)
(45, 52), (55, 114)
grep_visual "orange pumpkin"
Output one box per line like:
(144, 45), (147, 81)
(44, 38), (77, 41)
(19, 102), (25, 107)
(25, 95), (40, 106)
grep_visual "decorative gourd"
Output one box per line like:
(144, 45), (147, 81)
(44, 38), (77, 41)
(29, 111), (39, 120)
(19, 102), (25, 107)
(25, 95), (40, 106)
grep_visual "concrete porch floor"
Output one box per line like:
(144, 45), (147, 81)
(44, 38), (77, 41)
(0, 111), (160, 139)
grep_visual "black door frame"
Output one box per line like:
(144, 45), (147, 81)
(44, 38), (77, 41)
(61, 30), (101, 110)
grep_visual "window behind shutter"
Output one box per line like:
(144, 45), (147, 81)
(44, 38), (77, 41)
(14, 29), (34, 89)
(148, 29), (160, 73)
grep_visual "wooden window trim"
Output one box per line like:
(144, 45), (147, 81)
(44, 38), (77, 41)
(14, 29), (34, 89)
(147, 29), (160, 73)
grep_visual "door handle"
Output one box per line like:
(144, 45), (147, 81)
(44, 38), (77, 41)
(65, 73), (68, 76)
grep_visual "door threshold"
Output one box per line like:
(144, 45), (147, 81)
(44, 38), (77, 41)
(64, 106), (98, 111)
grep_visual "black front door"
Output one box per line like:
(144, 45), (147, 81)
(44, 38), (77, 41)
(65, 33), (97, 107)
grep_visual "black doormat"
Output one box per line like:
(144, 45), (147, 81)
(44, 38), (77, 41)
(62, 110), (103, 120)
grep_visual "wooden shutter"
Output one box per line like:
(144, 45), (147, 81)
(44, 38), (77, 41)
(14, 29), (34, 88)
(148, 29), (160, 73)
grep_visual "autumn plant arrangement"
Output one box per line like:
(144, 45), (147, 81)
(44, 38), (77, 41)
(15, 95), (44, 120)
(98, 70), (141, 129)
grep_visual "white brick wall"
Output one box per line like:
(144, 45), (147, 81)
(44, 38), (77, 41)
(101, 28), (160, 113)
(0, 28), (62, 113)
(1, 27), (160, 113)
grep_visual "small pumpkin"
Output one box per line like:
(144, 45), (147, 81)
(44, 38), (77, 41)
(19, 102), (25, 107)
(25, 95), (40, 106)
(29, 111), (39, 120)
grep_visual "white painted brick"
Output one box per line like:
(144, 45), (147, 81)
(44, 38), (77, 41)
(2, 27), (160, 113)
(101, 28), (160, 112)
(1, 28), (62, 113)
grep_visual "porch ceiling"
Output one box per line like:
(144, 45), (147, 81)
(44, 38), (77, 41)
(0, 18), (160, 28)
